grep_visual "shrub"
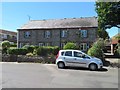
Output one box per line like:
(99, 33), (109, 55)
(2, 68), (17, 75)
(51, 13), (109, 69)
(87, 39), (105, 61)
(36, 47), (48, 56)
(27, 46), (35, 53)
(10, 43), (17, 47)
(36, 46), (59, 56)
(1, 41), (11, 54)
(22, 45), (35, 53)
(45, 46), (54, 55)
(87, 45), (104, 60)
(114, 43), (120, 57)
(22, 45), (30, 48)
(1, 41), (11, 49)
(63, 42), (77, 50)
(93, 38), (105, 49)
(53, 46), (59, 55)
(8, 48), (28, 55)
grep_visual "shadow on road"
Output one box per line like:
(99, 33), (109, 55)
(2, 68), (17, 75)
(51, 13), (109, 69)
(64, 67), (108, 72)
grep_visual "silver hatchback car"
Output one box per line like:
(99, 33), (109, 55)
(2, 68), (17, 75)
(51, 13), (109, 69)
(56, 50), (103, 71)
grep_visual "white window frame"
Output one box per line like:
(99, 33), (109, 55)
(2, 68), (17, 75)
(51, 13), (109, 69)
(2, 34), (7, 39)
(39, 43), (44, 46)
(45, 43), (51, 46)
(80, 43), (87, 51)
(20, 43), (23, 48)
(24, 31), (31, 38)
(45, 31), (51, 38)
(80, 30), (87, 38)
(61, 30), (68, 38)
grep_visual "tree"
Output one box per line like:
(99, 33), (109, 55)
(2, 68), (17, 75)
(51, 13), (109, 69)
(95, 1), (120, 29)
(98, 29), (109, 40)
(95, 1), (120, 39)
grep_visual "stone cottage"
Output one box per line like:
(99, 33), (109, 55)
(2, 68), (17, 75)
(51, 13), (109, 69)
(17, 17), (98, 51)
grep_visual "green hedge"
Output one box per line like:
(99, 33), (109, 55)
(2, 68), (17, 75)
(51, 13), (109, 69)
(63, 42), (78, 50)
(36, 47), (48, 56)
(10, 44), (17, 47)
(8, 48), (28, 55)
(36, 46), (59, 56)
(22, 45), (35, 53)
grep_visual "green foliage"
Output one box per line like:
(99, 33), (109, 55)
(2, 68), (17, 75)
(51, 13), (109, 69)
(63, 42), (77, 50)
(114, 43), (120, 56)
(95, 2), (120, 29)
(1, 41), (10, 49)
(27, 46), (35, 53)
(22, 45), (35, 53)
(22, 45), (30, 48)
(1, 41), (11, 54)
(95, 2), (120, 39)
(36, 47), (48, 56)
(8, 48), (28, 55)
(94, 38), (105, 49)
(87, 39), (105, 61)
(98, 29), (109, 40)
(10, 43), (17, 47)
(36, 46), (59, 56)
(2, 48), (8, 54)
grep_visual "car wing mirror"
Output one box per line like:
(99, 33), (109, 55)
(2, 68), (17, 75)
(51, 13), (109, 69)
(81, 54), (85, 58)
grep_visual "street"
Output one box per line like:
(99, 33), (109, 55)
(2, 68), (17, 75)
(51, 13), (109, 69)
(0, 63), (119, 88)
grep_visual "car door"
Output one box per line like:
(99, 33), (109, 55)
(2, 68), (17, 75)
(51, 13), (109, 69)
(63, 51), (75, 66)
(73, 51), (88, 67)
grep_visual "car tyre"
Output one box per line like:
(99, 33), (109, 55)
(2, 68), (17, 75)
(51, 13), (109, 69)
(58, 62), (65, 69)
(89, 63), (98, 71)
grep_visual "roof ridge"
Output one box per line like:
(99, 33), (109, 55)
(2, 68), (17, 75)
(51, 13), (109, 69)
(29, 16), (97, 21)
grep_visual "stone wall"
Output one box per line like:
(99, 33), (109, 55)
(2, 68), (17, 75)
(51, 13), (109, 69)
(2, 55), (56, 64)
(18, 27), (97, 48)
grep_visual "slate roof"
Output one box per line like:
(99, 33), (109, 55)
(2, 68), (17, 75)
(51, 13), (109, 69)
(18, 17), (98, 30)
(0, 29), (17, 35)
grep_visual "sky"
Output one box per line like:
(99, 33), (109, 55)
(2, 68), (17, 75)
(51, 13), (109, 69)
(1, 2), (119, 38)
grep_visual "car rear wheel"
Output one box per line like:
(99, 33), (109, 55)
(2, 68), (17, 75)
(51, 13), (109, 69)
(58, 62), (65, 69)
(89, 63), (98, 71)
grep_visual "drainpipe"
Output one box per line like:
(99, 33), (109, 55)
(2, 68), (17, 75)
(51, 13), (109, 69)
(17, 30), (19, 48)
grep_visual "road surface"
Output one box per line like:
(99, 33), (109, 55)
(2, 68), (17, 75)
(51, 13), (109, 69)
(0, 63), (119, 88)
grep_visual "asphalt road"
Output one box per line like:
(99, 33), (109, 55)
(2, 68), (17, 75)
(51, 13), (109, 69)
(0, 63), (119, 88)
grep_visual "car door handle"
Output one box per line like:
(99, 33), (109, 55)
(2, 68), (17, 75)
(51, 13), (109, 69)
(63, 57), (65, 59)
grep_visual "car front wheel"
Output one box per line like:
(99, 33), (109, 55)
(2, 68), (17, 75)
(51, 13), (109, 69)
(89, 63), (98, 71)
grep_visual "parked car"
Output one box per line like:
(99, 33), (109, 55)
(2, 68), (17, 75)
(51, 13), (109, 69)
(56, 50), (103, 71)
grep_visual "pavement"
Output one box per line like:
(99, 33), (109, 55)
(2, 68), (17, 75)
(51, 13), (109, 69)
(0, 63), (119, 88)
(105, 58), (120, 63)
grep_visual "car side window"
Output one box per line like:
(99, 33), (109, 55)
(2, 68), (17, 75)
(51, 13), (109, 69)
(61, 52), (64, 56)
(65, 51), (72, 57)
(74, 51), (83, 58)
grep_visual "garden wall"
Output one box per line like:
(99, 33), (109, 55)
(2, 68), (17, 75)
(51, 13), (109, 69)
(2, 55), (56, 64)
